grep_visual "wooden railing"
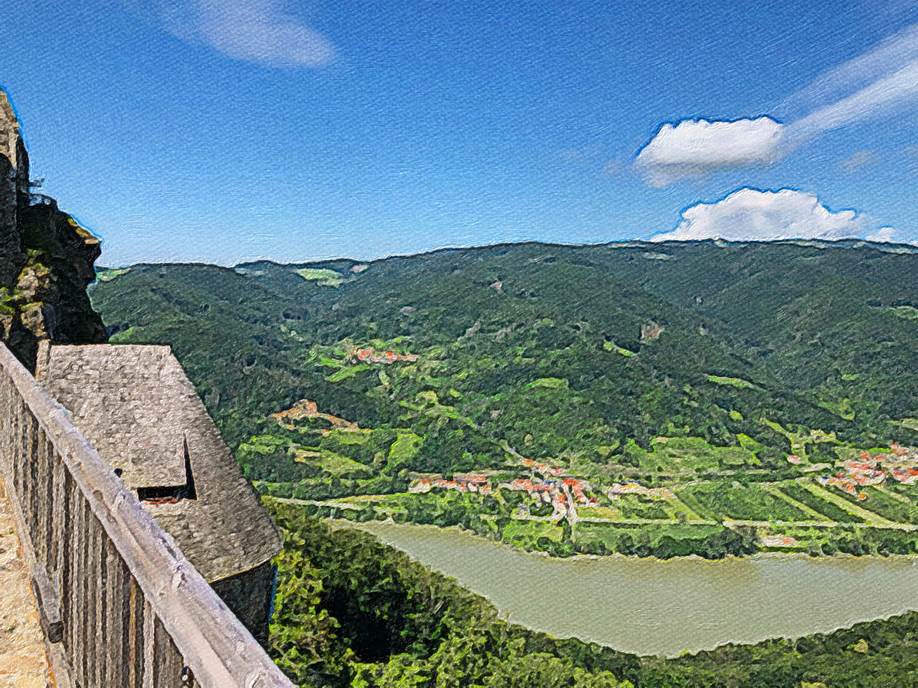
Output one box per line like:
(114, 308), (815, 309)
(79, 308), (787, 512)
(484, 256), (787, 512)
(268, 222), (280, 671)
(0, 342), (294, 688)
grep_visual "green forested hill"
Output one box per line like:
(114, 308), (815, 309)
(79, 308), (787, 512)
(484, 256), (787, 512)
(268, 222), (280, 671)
(91, 239), (917, 464)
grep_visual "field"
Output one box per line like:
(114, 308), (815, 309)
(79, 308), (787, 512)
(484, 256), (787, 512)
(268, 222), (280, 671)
(254, 397), (918, 559)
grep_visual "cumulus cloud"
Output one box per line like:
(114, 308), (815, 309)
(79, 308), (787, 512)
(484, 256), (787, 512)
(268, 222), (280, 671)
(866, 226), (898, 242)
(634, 117), (784, 186)
(650, 188), (878, 242)
(635, 23), (918, 184)
(151, 0), (335, 68)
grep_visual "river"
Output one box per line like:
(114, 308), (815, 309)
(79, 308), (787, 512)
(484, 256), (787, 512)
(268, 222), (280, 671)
(346, 520), (918, 657)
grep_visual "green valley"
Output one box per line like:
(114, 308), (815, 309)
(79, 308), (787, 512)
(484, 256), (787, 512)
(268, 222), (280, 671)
(90, 239), (918, 560)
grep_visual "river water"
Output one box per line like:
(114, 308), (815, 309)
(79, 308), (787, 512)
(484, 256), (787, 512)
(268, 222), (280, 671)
(347, 520), (918, 657)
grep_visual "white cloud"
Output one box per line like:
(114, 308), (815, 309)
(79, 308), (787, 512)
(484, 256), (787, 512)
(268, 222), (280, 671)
(788, 60), (918, 142)
(634, 117), (785, 186)
(866, 226), (898, 242)
(839, 149), (878, 172)
(651, 188), (875, 242)
(782, 23), (918, 114)
(635, 23), (918, 184)
(152, 0), (335, 68)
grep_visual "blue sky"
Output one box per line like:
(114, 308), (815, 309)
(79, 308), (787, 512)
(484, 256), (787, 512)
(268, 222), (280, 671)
(1, 1), (916, 265)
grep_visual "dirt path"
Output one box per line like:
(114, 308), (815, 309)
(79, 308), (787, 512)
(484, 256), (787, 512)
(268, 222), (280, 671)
(0, 483), (52, 687)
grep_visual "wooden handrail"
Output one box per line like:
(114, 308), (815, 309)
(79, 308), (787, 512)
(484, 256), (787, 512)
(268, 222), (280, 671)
(0, 342), (294, 688)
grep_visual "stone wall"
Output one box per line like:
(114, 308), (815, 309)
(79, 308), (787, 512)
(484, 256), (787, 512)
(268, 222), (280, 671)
(0, 87), (106, 368)
(210, 560), (277, 647)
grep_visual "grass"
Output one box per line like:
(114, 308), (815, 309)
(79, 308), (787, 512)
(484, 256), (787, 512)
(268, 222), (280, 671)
(673, 489), (718, 521)
(612, 494), (671, 520)
(625, 436), (760, 474)
(800, 481), (893, 526)
(294, 449), (369, 477)
(327, 364), (371, 382)
(388, 431), (424, 464)
(528, 377), (570, 389)
(295, 267), (344, 287)
(322, 428), (372, 446)
(853, 487), (917, 525)
(663, 494), (707, 522)
(345, 493), (405, 503)
(705, 374), (758, 390)
(818, 397), (856, 421)
(502, 519), (564, 546)
(760, 419), (838, 459)
(679, 482), (807, 522)
(578, 505), (623, 520)
(602, 340), (637, 357)
(780, 481), (863, 523)
(573, 522), (724, 550)
(109, 326), (144, 343)
(95, 267), (131, 283)
(399, 391), (476, 427)
(886, 305), (918, 321)
(765, 484), (832, 522)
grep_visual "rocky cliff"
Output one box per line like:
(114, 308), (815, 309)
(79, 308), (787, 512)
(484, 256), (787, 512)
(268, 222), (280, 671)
(0, 88), (106, 369)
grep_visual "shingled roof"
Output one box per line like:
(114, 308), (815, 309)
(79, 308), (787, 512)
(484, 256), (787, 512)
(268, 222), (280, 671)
(36, 343), (281, 582)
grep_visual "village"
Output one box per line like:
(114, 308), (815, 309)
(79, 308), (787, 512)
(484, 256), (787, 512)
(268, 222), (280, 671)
(409, 458), (597, 523)
(818, 442), (918, 500)
(405, 441), (918, 536)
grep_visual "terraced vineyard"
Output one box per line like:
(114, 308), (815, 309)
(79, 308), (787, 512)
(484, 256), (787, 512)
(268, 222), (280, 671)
(245, 389), (917, 559)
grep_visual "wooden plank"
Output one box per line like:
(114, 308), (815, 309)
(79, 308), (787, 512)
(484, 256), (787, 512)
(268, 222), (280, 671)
(10, 395), (24, 501)
(78, 497), (92, 687)
(50, 454), (69, 606)
(105, 542), (131, 687)
(22, 410), (37, 537)
(63, 477), (79, 674)
(92, 511), (108, 687)
(128, 577), (145, 688)
(153, 618), (186, 688)
(143, 599), (156, 688)
(30, 563), (63, 643)
(36, 429), (54, 569)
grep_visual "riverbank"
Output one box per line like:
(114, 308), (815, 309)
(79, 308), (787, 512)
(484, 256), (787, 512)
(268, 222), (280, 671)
(340, 518), (918, 656)
(329, 517), (918, 564)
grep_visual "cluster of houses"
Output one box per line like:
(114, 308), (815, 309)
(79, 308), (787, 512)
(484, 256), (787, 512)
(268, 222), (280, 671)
(819, 444), (918, 500)
(407, 458), (598, 523)
(888, 442), (918, 485)
(504, 476), (597, 521)
(350, 347), (419, 365)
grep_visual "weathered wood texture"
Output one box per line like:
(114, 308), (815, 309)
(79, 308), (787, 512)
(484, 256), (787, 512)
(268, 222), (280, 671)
(0, 342), (294, 688)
